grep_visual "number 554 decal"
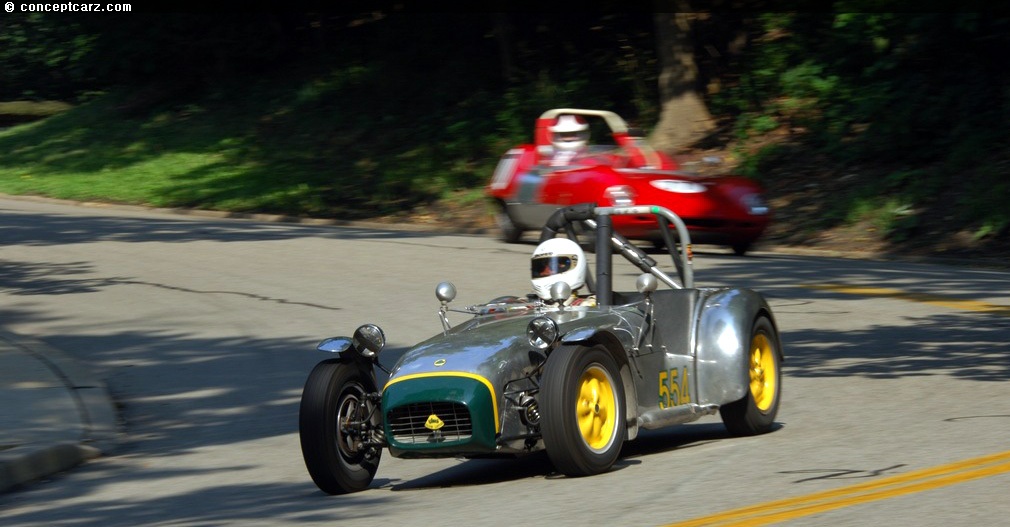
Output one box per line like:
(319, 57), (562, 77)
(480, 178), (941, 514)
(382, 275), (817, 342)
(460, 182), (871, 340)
(658, 367), (691, 409)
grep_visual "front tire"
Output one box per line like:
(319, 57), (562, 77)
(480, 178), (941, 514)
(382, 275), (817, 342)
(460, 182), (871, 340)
(720, 316), (781, 435)
(496, 207), (524, 243)
(299, 359), (381, 494)
(540, 345), (626, 477)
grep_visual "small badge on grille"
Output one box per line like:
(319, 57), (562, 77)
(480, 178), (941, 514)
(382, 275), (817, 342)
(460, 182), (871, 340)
(425, 414), (445, 430)
(434, 358), (446, 367)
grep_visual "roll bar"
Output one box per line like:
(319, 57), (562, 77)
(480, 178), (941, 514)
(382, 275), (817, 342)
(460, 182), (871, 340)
(538, 204), (694, 306)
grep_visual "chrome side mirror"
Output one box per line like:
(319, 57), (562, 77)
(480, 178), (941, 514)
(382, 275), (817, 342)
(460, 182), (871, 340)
(636, 274), (658, 295)
(436, 281), (457, 304)
(317, 336), (352, 353)
(436, 281), (457, 334)
(549, 281), (571, 304)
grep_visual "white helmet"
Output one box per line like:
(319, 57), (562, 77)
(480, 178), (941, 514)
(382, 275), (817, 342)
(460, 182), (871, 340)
(549, 115), (589, 152)
(530, 238), (587, 300)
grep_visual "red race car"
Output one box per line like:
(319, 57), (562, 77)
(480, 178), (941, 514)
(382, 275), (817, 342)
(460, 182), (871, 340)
(486, 108), (771, 255)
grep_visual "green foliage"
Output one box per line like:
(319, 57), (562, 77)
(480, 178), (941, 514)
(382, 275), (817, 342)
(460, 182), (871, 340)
(715, 11), (1010, 244)
(721, 12), (1010, 157)
(956, 162), (1010, 241)
(845, 196), (918, 243)
(2, 9), (1009, 245)
(733, 143), (787, 182)
(0, 14), (96, 99)
(828, 168), (942, 242)
(0, 12), (659, 219)
(733, 113), (779, 141)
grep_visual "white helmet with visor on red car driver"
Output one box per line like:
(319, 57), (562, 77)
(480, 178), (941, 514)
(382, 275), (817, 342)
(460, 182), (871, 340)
(530, 238), (587, 300)
(549, 114), (589, 152)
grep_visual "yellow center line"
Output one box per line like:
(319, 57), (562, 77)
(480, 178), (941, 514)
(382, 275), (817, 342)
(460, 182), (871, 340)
(804, 284), (1010, 316)
(665, 450), (1010, 527)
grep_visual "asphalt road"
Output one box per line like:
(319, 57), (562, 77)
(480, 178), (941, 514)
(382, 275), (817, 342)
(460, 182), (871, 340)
(1, 196), (1009, 527)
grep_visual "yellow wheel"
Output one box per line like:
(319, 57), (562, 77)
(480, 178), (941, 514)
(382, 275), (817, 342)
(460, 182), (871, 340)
(576, 365), (618, 453)
(720, 316), (781, 436)
(541, 344), (626, 476)
(749, 332), (777, 412)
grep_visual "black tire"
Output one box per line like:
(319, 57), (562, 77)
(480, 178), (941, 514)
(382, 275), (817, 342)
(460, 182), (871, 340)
(731, 242), (752, 256)
(540, 344), (626, 477)
(299, 359), (381, 494)
(496, 209), (524, 243)
(720, 316), (781, 436)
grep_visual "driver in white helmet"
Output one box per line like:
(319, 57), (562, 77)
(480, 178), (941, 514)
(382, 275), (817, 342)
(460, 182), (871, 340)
(547, 114), (590, 167)
(530, 238), (596, 307)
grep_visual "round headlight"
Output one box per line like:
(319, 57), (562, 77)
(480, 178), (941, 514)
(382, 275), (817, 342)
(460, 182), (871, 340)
(352, 323), (386, 359)
(527, 316), (559, 351)
(650, 179), (706, 194)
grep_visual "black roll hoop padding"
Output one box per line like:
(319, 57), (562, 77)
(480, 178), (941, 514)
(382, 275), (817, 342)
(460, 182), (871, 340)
(539, 203), (597, 243)
(540, 202), (655, 270)
(538, 202), (598, 295)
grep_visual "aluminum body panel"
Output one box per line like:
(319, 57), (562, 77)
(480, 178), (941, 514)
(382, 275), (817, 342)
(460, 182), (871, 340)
(383, 305), (646, 455)
(694, 288), (778, 405)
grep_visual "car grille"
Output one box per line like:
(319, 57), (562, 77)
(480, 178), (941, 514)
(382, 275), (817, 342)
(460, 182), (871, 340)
(388, 402), (473, 444)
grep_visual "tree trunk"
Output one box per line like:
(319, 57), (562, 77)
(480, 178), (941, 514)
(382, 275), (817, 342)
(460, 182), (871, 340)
(651, 10), (715, 154)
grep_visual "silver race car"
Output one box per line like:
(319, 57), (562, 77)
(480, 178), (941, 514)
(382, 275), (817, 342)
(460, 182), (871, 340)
(299, 203), (783, 494)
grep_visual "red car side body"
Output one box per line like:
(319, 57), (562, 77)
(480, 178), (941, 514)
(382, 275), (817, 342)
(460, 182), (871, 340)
(486, 109), (771, 255)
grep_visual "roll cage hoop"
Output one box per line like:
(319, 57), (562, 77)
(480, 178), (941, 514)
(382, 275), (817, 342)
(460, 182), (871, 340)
(534, 108), (664, 169)
(538, 203), (694, 307)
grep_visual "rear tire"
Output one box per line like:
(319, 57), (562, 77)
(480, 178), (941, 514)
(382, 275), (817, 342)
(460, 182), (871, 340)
(299, 359), (381, 494)
(540, 345), (626, 477)
(720, 316), (781, 435)
(731, 242), (752, 256)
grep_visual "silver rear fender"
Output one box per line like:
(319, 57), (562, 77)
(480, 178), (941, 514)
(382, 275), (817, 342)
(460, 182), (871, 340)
(694, 288), (777, 406)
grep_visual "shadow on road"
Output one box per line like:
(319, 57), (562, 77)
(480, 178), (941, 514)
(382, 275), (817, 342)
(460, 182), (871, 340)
(2, 206), (1009, 525)
(0, 207), (445, 247)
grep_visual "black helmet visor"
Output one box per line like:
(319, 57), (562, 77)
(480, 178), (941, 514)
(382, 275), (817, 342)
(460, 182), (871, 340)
(531, 255), (573, 278)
